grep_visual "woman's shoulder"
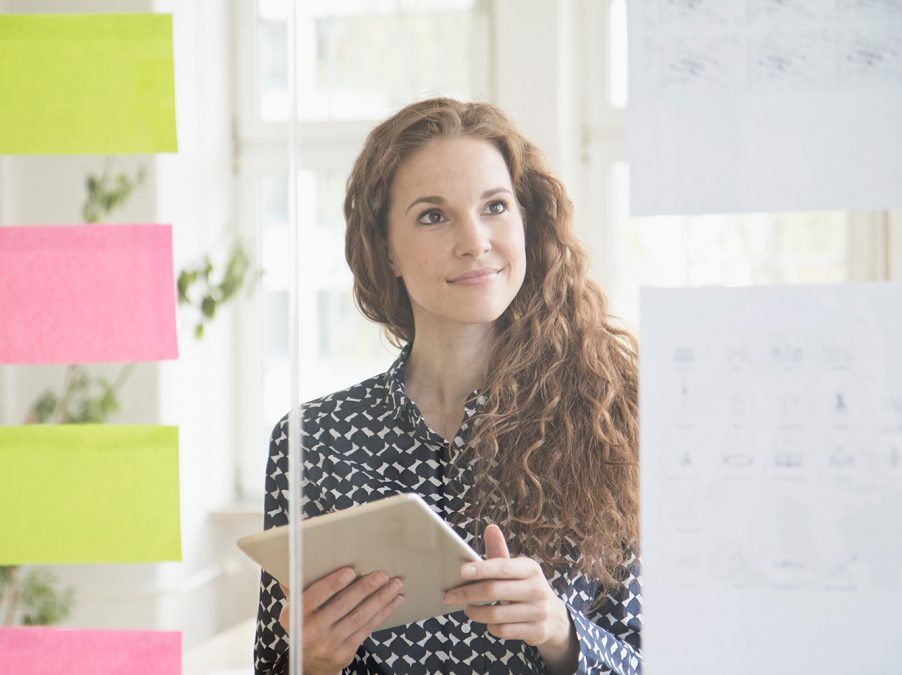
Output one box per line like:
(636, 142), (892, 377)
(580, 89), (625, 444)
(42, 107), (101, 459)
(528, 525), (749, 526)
(269, 368), (393, 441)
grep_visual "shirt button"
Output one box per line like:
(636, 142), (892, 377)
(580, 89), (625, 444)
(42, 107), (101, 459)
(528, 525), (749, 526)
(461, 623), (470, 634)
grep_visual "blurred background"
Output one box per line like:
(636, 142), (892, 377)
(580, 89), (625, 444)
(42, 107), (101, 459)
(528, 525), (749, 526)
(0, 1), (898, 673)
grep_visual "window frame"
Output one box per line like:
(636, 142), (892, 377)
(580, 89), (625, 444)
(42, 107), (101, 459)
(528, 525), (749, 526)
(229, 0), (897, 501)
(229, 0), (492, 499)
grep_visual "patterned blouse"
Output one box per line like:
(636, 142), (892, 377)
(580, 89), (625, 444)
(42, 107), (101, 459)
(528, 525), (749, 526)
(254, 345), (642, 675)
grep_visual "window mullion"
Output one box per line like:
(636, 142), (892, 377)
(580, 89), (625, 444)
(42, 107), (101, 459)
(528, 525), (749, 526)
(848, 211), (890, 281)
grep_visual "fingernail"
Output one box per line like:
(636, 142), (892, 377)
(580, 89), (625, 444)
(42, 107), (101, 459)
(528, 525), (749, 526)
(462, 564), (476, 578)
(443, 592), (454, 604)
(340, 568), (355, 584)
(390, 578), (403, 593)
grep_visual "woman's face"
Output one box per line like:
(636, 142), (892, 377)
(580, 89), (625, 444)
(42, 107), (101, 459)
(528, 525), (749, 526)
(386, 136), (527, 336)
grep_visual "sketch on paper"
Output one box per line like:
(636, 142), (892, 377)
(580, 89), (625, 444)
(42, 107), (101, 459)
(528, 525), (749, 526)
(748, 31), (834, 88)
(642, 285), (902, 597)
(628, 0), (902, 215)
(839, 29), (902, 85)
(748, 0), (829, 24)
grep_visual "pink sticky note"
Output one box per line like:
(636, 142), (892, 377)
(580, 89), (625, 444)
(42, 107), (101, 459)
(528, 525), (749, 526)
(0, 224), (178, 364)
(0, 627), (181, 675)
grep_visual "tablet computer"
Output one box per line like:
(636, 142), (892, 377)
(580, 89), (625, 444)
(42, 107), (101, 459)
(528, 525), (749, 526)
(237, 492), (482, 631)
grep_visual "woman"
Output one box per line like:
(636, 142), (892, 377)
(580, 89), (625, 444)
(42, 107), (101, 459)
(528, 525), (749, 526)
(254, 98), (641, 675)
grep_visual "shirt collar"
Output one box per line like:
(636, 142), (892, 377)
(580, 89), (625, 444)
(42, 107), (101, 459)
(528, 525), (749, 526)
(385, 343), (415, 421)
(384, 343), (488, 424)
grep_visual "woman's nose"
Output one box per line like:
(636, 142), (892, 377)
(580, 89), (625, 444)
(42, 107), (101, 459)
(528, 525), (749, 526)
(453, 213), (491, 257)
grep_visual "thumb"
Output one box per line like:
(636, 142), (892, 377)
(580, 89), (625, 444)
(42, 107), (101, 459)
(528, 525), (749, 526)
(484, 523), (511, 559)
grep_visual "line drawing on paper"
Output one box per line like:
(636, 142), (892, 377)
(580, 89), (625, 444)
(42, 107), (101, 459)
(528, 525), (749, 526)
(748, 0), (828, 24)
(774, 450), (804, 468)
(674, 346), (696, 365)
(829, 446), (856, 468)
(655, 0), (744, 28)
(839, 30), (902, 86)
(838, 0), (902, 22)
(650, 36), (744, 92)
(771, 557), (809, 589)
(747, 29), (836, 89)
(834, 392), (848, 414)
(829, 554), (860, 578)
(725, 344), (750, 368)
(771, 340), (804, 367)
(723, 453), (755, 467)
(825, 341), (854, 370)
(730, 393), (746, 416)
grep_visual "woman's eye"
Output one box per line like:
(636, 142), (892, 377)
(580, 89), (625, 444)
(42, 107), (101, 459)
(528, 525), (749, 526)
(485, 200), (508, 215)
(417, 209), (446, 225)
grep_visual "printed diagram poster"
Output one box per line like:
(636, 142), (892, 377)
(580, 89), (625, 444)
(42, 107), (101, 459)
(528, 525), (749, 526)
(627, 1), (902, 216)
(640, 284), (902, 674)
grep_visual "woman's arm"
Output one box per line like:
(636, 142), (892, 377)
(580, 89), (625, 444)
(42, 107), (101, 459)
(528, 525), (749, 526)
(253, 419), (292, 675)
(443, 525), (642, 675)
(555, 555), (642, 675)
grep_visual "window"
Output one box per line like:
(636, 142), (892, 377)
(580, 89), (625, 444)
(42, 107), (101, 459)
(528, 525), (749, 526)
(581, 0), (883, 335)
(232, 0), (890, 500)
(606, 163), (851, 331)
(233, 0), (490, 499)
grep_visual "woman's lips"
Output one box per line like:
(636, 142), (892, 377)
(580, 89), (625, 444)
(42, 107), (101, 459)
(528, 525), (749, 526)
(448, 268), (502, 286)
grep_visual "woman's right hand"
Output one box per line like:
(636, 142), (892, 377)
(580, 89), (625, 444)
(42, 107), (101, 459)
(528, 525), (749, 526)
(278, 566), (405, 675)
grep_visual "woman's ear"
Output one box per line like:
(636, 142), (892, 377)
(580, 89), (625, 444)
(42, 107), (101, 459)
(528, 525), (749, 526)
(386, 244), (400, 277)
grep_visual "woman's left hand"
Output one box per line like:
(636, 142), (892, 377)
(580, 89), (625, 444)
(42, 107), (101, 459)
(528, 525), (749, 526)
(442, 524), (578, 670)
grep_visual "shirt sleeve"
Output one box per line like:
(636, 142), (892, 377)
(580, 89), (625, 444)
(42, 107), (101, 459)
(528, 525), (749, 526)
(253, 418), (290, 675)
(549, 555), (643, 675)
(253, 412), (335, 674)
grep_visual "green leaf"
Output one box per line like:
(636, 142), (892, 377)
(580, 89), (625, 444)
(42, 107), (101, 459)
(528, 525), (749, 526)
(29, 391), (58, 423)
(201, 295), (217, 319)
(177, 271), (191, 303)
(20, 568), (74, 626)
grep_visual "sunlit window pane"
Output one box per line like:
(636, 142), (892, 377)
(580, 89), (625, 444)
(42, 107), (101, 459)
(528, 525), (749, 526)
(257, 0), (483, 121)
(606, 162), (849, 331)
(609, 0), (628, 109)
(258, 169), (390, 417)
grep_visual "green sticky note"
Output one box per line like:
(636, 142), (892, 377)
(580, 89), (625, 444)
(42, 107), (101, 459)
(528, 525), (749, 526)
(0, 425), (181, 564)
(0, 14), (177, 154)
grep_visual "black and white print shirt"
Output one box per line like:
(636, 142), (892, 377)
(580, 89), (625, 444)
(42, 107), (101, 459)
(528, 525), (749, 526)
(254, 345), (642, 675)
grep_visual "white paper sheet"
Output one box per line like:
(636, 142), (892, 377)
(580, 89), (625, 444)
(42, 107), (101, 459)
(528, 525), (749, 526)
(640, 284), (902, 674)
(627, 1), (902, 216)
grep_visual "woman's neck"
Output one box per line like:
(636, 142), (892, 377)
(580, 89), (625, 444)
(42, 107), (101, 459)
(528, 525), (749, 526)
(404, 325), (495, 413)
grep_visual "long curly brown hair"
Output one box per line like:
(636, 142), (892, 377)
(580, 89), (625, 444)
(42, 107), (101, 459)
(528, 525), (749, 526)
(345, 98), (639, 602)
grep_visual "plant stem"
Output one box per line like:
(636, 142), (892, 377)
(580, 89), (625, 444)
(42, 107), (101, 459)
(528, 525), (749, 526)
(108, 363), (136, 399)
(2, 566), (20, 625)
(52, 366), (77, 423)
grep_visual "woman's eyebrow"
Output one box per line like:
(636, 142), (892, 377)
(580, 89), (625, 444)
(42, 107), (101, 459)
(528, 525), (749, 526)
(481, 187), (513, 199)
(405, 187), (513, 214)
(405, 195), (445, 213)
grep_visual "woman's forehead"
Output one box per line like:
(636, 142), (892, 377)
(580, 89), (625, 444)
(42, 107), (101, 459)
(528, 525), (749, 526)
(391, 137), (513, 199)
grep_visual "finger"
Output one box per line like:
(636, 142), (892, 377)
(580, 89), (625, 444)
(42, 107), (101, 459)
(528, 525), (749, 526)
(332, 577), (404, 643)
(302, 566), (356, 614)
(444, 578), (533, 605)
(486, 621), (544, 644)
(460, 556), (538, 582)
(340, 593), (405, 653)
(278, 601), (290, 633)
(464, 600), (541, 625)
(316, 571), (392, 627)
(484, 524), (510, 559)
